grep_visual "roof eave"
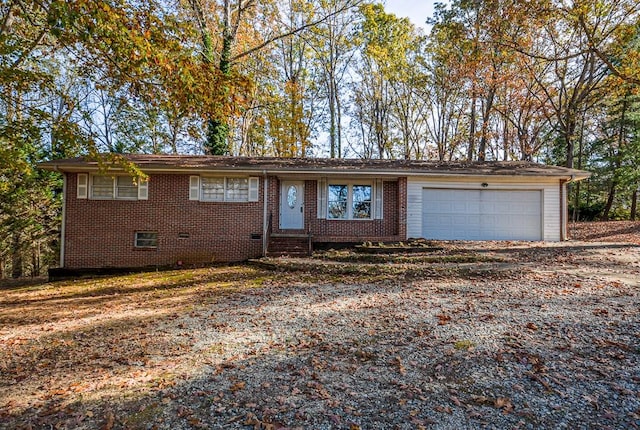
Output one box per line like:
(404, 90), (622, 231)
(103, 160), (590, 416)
(38, 156), (591, 179)
(38, 162), (589, 179)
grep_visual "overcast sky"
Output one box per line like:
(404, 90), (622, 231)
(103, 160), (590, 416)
(384, 0), (444, 31)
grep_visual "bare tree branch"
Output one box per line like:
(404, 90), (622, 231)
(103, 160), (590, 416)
(576, 14), (640, 86)
(231, 0), (364, 63)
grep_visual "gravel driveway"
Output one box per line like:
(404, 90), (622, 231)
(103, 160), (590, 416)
(1, 223), (639, 429)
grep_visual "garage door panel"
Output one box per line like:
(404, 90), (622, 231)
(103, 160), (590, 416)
(422, 189), (542, 240)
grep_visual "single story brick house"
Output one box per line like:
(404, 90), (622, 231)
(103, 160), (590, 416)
(40, 155), (589, 270)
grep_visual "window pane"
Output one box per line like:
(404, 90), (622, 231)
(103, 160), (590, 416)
(352, 185), (372, 219)
(116, 176), (138, 199)
(328, 185), (347, 219)
(287, 185), (297, 208)
(135, 232), (157, 248)
(201, 177), (224, 201)
(226, 177), (249, 201)
(91, 176), (114, 198)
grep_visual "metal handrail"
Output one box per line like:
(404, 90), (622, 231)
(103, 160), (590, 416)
(266, 212), (273, 254)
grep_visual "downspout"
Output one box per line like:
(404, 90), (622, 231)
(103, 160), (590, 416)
(560, 179), (566, 241)
(59, 169), (67, 268)
(560, 175), (575, 241)
(262, 170), (268, 257)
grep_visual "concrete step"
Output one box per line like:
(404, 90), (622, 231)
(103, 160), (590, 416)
(265, 251), (310, 257)
(267, 236), (311, 257)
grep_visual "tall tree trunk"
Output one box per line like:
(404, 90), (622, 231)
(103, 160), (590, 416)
(601, 183), (616, 221)
(630, 189), (638, 221)
(205, 33), (233, 155)
(329, 77), (337, 158)
(572, 112), (586, 222)
(601, 97), (628, 220)
(336, 86), (342, 159)
(192, 0), (240, 156)
(478, 87), (495, 162)
(564, 116), (577, 168)
(31, 243), (40, 277)
(572, 182), (581, 222)
(502, 116), (509, 161)
(467, 94), (476, 160)
(11, 233), (22, 279)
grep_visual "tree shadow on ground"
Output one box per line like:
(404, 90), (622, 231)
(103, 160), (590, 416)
(1, 263), (639, 429)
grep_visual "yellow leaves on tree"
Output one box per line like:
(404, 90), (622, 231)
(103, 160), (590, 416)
(267, 79), (312, 157)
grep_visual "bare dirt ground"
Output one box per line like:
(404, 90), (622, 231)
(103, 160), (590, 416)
(0, 222), (639, 430)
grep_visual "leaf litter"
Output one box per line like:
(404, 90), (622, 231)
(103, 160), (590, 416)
(0, 223), (639, 429)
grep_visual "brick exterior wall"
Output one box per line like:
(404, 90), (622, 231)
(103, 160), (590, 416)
(269, 176), (407, 243)
(63, 173), (264, 268)
(63, 172), (408, 268)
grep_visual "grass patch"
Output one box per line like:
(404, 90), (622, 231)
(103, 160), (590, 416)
(454, 340), (475, 350)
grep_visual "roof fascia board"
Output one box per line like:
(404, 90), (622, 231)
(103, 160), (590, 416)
(40, 164), (590, 180)
(408, 174), (578, 183)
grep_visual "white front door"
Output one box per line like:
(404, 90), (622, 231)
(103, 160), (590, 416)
(280, 181), (304, 229)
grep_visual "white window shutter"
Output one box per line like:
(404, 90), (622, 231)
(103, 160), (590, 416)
(77, 173), (88, 199)
(189, 176), (200, 200)
(248, 177), (259, 202)
(138, 179), (149, 200)
(374, 179), (384, 219)
(317, 178), (327, 219)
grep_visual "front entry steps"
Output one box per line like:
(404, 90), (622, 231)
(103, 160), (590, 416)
(267, 234), (312, 257)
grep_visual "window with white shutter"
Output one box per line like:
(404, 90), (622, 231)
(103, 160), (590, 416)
(374, 179), (383, 219)
(248, 177), (259, 202)
(189, 176), (200, 200)
(320, 180), (379, 220)
(88, 175), (147, 200)
(77, 173), (88, 199)
(317, 178), (327, 219)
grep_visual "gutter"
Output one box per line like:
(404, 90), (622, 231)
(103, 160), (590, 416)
(38, 166), (589, 182)
(560, 178), (568, 241)
(61, 175), (66, 267)
(262, 170), (268, 257)
(56, 167), (66, 268)
(39, 165), (591, 180)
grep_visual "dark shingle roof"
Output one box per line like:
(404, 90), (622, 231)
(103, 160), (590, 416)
(39, 154), (590, 179)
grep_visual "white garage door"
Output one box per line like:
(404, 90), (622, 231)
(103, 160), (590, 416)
(422, 189), (542, 240)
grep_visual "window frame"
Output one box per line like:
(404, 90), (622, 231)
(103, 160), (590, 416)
(352, 184), (373, 219)
(327, 184), (348, 219)
(134, 231), (158, 248)
(192, 175), (259, 203)
(326, 181), (374, 221)
(200, 176), (226, 201)
(89, 174), (147, 201)
(115, 175), (138, 199)
(90, 175), (116, 200)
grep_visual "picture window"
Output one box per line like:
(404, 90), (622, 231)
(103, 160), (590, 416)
(327, 183), (372, 220)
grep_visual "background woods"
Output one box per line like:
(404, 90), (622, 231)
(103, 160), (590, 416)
(1, 0), (639, 277)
